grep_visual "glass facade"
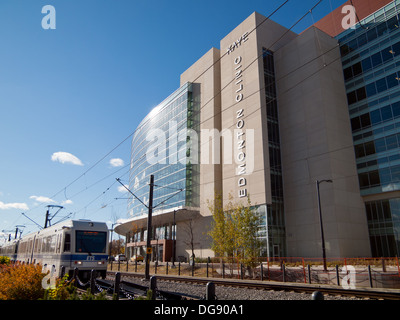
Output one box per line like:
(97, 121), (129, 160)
(365, 198), (400, 256)
(260, 48), (286, 258)
(338, 0), (400, 256)
(128, 82), (199, 217)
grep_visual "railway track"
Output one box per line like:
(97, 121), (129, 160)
(106, 271), (400, 300)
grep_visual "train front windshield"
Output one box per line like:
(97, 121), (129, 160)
(75, 231), (107, 254)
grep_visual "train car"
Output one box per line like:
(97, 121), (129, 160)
(0, 239), (19, 262)
(0, 219), (109, 280)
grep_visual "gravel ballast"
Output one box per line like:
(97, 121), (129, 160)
(116, 275), (364, 300)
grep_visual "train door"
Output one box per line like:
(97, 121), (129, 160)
(30, 236), (36, 264)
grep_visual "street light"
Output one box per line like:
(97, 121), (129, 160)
(316, 179), (333, 271)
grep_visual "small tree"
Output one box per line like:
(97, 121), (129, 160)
(233, 196), (262, 270)
(207, 192), (262, 272)
(109, 238), (125, 257)
(182, 218), (196, 266)
(207, 192), (228, 258)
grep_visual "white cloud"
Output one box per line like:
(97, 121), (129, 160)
(30, 195), (56, 204)
(0, 201), (29, 210)
(51, 152), (83, 166)
(118, 185), (129, 193)
(61, 199), (73, 205)
(109, 158), (124, 167)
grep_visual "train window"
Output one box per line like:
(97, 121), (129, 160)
(63, 234), (71, 252)
(36, 239), (41, 253)
(45, 236), (51, 252)
(75, 231), (107, 253)
(56, 234), (61, 253)
(41, 238), (46, 252)
(49, 235), (56, 252)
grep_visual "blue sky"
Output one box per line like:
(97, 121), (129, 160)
(0, 0), (347, 239)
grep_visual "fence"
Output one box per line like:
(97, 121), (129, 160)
(108, 256), (400, 289)
(70, 267), (214, 300)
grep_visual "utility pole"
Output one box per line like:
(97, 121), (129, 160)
(145, 175), (154, 280)
(115, 176), (155, 278)
(116, 175), (179, 279)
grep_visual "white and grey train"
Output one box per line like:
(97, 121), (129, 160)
(0, 220), (109, 279)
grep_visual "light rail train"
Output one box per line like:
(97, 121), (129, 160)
(0, 220), (109, 280)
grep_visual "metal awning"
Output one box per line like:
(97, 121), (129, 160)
(114, 206), (201, 235)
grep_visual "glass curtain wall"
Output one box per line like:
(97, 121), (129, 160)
(260, 48), (286, 258)
(128, 82), (198, 217)
(338, 0), (400, 256)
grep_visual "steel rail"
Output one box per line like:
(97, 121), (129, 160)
(106, 271), (400, 300)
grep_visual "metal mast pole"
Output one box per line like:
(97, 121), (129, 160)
(145, 175), (154, 280)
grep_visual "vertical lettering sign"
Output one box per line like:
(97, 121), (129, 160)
(227, 32), (249, 199)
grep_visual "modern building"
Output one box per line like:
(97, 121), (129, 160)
(315, 0), (400, 257)
(115, 0), (400, 261)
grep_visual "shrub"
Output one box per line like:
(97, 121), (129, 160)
(42, 275), (108, 300)
(42, 274), (76, 300)
(134, 289), (153, 300)
(80, 288), (108, 300)
(0, 256), (11, 265)
(0, 264), (45, 300)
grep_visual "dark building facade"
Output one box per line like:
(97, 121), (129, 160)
(316, 0), (400, 257)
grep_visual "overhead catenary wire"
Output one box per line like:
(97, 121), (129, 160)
(12, 0), (294, 229)
(11, 0), (348, 232)
(349, 0), (368, 30)
(36, 14), (376, 235)
(126, 0), (332, 182)
(107, 0), (343, 219)
(31, 0), (292, 211)
(193, 0), (324, 120)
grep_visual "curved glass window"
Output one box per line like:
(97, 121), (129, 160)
(128, 83), (199, 217)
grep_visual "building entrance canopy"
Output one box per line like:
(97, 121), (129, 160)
(114, 206), (200, 236)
